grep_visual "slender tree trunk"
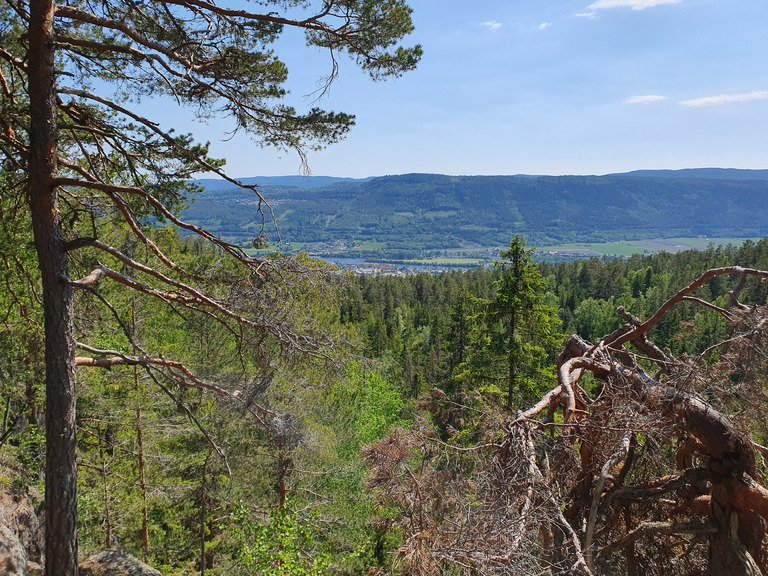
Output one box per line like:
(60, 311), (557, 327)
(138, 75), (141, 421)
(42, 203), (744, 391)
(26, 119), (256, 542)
(200, 450), (213, 576)
(507, 308), (516, 410)
(135, 366), (150, 561)
(278, 446), (288, 510)
(133, 306), (150, 561)
(506, 246), (521, 410)
(24, 330), (42, 425)
(28, 1), (79, 573)
(101, 461), (112, 549)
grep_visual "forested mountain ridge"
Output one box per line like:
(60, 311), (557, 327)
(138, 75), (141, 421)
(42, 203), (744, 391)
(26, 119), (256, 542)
(184, 171), (768, 257)
(616, 167), (768, 180)
(192, 175), (372, 191)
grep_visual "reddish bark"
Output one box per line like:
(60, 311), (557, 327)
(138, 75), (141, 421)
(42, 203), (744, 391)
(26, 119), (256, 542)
(554, 332), (767, 575)
(28, 0), (79, 573)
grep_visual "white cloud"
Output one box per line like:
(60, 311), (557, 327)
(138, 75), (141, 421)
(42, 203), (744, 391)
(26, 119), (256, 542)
(624, 95), (668, 104)
(481, 20), (503, 31)
(680, 91), (768, 107)
(539, 22), (551, 30)
(588, 0), (681, 11)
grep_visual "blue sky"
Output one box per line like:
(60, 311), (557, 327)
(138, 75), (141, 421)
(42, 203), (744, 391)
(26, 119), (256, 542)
(169, 0), (768, 178)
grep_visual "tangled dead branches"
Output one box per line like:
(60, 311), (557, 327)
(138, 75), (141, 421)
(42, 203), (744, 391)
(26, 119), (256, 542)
(366, 267), (768, 576)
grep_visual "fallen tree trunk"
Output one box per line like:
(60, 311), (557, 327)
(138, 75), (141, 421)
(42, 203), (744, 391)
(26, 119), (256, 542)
(554, 333), (766, 574)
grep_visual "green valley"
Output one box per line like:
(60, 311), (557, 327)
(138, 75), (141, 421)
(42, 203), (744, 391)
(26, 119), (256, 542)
(184, 170), (768, 263)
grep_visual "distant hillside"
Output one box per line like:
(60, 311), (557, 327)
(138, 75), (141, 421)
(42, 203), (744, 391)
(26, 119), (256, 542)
(193, 175), (371, 191)
(181, 171), (768, 259)
(614, 168), (768, 180)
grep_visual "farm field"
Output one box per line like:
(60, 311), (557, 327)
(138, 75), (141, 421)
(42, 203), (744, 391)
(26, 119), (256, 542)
(537, 237), (756, 258)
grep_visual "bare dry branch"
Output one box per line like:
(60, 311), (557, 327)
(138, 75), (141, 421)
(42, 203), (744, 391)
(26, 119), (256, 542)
(598, 520), (718, 558)
(585, 433), (633, 571)
(612, 267), (768, 348)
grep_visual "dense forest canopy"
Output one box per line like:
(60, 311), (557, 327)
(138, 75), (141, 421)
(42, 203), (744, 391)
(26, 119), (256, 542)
(5, 177), (768, 573)
(349, 239), (768, 576)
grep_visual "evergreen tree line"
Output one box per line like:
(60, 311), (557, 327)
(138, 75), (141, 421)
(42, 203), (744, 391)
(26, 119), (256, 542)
(344, 238), (768, 405)
(342, 237), (768, 574)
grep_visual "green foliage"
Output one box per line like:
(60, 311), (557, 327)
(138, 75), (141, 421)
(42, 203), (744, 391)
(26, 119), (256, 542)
(572, 297), (621, 342)
(223, 502), (331, 576)
(2, 0), (424, 572)
(346, 238), (768, 414)
(333, 363), (408, 456)
(7, 110), (768, 575)
(63, 231), (768, 573)
(460, 237), (563, 409)
(16, 425), (45, 477)
(0, 174), (44, 484)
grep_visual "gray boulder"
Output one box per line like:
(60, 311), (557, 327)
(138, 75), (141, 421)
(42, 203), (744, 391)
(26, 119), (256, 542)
(0, 481), (44, 563)
(79, 549), (162, 576)
(0, 523), (28, 576)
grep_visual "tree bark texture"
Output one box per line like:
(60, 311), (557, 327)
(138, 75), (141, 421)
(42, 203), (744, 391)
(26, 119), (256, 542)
(561, 335), (767, 575)
(28, 0), (79, 574)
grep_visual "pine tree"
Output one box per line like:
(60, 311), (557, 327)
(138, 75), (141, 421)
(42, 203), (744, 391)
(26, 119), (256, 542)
(1, 1), (420, 573)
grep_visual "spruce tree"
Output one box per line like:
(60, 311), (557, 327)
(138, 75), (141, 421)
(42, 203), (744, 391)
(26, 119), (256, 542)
(470, 236), (562, 409)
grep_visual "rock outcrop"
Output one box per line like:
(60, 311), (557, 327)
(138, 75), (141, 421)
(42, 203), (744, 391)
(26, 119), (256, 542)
(0, 523), (28, 576)
(0, 481), (44, 564)
(79, 549), (162, 576)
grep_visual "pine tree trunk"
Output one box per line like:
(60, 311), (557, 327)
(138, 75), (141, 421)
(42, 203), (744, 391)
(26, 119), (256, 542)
(507, 309), (516, 410)
(28, 0), (79, 573)
(132, 306), (150, 561)
(135, 367), (150, 561)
